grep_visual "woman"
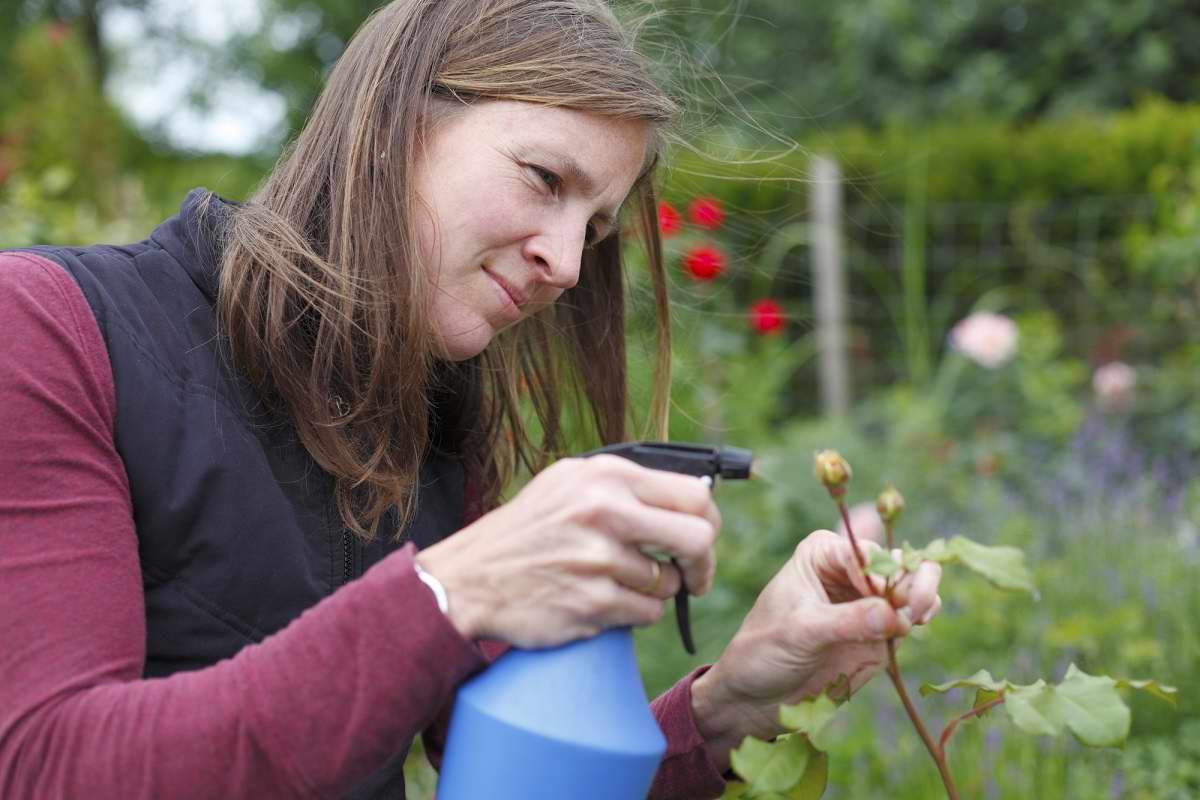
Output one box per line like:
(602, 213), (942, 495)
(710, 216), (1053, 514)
(0, 1), (941, 797)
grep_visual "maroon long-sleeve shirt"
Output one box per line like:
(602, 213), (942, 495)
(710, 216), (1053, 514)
(0, 251), (728, 799)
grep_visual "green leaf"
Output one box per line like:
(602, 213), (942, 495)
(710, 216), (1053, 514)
(783, 746), (828, 800)
(923, 665), (1175, 749)
(1006, 666), (1130, 747)
(901, 539), (951, 571)
(900, 537), (1035, 594)
(919, 669), (1007, 714)
(947, 536), (1035, 593)
(865, 548), (901, 579)
(730, 733), (811, 794)
(921, 669), (1007, 696)
(779, 694), (839, 751)
(1114, 676), (1179, 706)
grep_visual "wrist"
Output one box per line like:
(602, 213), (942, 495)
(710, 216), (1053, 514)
(413, 548), (488, 641)
(413, 561), (449, 613)
(691, 668), (745, 774)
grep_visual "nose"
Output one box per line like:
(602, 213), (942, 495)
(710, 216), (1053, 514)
(522, 214), (588, 292)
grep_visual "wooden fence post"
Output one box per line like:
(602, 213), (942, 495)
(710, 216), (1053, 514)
(811, 155), (850, 416)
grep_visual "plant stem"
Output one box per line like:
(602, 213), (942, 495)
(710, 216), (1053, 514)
(886, 521), (894, 551)
(885, 641), (960, 800)
(838, 500), (960, 800)
(836, 500), (869, 574)
(939, 694), (1006, 756)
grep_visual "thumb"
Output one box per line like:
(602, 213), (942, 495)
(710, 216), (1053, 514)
(798, 598), (908, 648)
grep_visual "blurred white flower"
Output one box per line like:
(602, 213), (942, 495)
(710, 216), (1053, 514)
(836, 501), (885, 543)
(1093, 361), (1137, 413)
(949, 311), (1019, 368)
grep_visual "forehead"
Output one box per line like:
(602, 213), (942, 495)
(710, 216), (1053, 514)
(446, 100), (653, 190)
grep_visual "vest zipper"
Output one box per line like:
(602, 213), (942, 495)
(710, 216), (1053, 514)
(342, 530), (355, 584)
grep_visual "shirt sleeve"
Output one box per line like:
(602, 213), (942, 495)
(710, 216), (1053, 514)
(0, 251), (490, 799)
(646, 665), (730, 799)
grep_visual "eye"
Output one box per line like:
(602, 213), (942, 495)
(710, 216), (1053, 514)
(529, 164), (562, 194)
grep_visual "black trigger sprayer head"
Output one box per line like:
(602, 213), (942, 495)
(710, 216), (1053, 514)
(580, 441), (754, 654)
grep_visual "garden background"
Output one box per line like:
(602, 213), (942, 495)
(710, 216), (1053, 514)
(2, 0), (1197, 797)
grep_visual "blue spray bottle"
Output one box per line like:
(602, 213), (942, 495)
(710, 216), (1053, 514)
(436, 442), (753, 800)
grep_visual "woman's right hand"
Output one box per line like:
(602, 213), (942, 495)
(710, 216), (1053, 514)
(413, 455), (722, 648)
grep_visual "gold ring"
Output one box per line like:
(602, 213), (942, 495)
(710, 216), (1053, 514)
(642, 559), (663, 594)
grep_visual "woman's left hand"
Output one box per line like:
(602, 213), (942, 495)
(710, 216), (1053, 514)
(690, 529), (942, 765)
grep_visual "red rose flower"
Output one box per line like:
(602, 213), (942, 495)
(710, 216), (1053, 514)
(749, 299), (785, 334)
(47, 20), (71, 46)
(688, 196), (725, 230)
(683, 245), (725, 281)
(658, 201), (681, 237)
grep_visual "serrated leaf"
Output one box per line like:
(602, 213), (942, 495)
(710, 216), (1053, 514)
(1006, 666), (1130, 747)
(947, 536), (1035, 593)
(730, 733), (811, 793)
(901, 539), (952, 571)
(779, 694), (839, 751)
(920, 669), (1007, 715)
(919, 666), (1173, 750)
(784, 746), (828, 799)
(1003, 680), (1059, 737)
(865, 548), (901, 579)
(1114, 676), (1179, 706)
(920, 669), (1007, 697)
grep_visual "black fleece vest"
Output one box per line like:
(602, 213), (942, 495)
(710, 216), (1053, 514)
(26, 189), (465, 799)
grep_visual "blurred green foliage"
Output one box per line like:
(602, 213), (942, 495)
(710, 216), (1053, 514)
(657, 0), (1200, 129)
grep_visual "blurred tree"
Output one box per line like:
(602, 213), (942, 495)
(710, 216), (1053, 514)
(0, 0), (150, 88)
(222, 0), (381, 135)
(660, 0), (1200, 129)
(3, 0), (1200, 149)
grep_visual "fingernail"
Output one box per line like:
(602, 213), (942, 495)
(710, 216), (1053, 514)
(867, 603), (891, 636)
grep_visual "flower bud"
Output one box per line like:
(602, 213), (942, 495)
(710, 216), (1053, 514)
(814, 450), (852, 493)
(876, 484), (905, 523)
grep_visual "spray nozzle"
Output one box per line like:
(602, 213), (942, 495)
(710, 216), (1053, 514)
(581, 441), (754, 654)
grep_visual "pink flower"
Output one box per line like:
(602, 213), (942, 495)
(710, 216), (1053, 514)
(749, 299), (785, 334)
(657, 202), (681, 237)
(682, 245), (725, 281)
(1093, 361), (1136, 413)
(836, 502), (885, 544)
(949, 311), (1018, 368)
(688, 196), (725, 230)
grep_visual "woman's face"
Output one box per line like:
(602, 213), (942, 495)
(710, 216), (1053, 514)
(411, 100), (650, 361)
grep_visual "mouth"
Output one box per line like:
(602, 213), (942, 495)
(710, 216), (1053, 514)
(482, 266), (528, 322)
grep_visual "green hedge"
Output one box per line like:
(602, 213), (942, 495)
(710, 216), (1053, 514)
(664, 97), (1200, 211)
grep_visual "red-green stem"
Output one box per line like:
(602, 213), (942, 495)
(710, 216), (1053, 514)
(886, 521), (895, 551)
(836, 495), (960, 800)
(939, 694), (1006, 756)
(885, 642), (960, 800)
(836, 500), (869, 574)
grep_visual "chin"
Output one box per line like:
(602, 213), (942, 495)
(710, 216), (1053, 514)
(439, 327), (499, 361)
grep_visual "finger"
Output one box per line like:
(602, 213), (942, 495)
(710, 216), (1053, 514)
(588, 579), (669, 630)
(592, 455), (723, 533)
(606, 502), (718, 596)
(918, 593), (942, 625)
(611, 550), (682, 600)
(794, 597), (911, 648)
(891, 561), (942, 621)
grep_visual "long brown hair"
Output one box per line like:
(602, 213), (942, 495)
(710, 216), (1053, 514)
(217, 0), (678, 541)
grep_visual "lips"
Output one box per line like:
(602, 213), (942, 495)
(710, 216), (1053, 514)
(483, 267), (530, 308)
